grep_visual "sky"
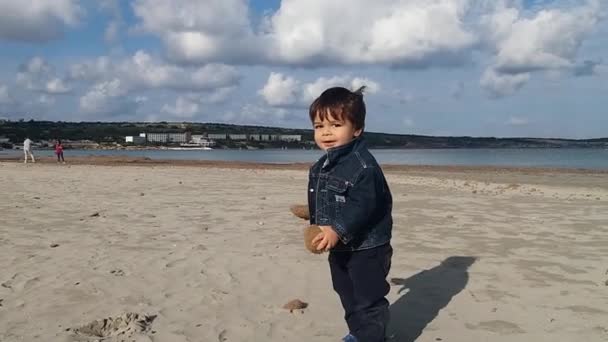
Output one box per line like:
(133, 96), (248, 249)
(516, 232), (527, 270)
(0, 0), (606, 139)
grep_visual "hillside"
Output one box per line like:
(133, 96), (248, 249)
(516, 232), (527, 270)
(1, 120), (606, 149)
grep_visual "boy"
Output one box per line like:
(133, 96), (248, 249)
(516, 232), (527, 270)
(307, 86), (393, 342)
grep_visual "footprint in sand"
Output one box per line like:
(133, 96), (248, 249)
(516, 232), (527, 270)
(71, 312), (156, 341)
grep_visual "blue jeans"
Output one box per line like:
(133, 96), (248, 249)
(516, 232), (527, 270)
(330, 244), (392, 342)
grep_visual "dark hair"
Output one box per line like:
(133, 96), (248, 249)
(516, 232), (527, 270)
(309, 86), (366, 130)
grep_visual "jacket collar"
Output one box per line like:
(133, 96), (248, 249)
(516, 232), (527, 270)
(322, 136), (365, 168)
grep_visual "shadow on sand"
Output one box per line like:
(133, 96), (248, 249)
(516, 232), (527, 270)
(387, 256), (477, 341)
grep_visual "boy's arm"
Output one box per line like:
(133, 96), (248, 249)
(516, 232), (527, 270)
(333, 167), (383, 244)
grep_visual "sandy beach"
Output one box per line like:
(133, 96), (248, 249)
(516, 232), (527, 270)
(0, 158), (607, 342)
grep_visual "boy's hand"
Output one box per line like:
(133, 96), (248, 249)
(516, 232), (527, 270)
(313, 225), (340, 252)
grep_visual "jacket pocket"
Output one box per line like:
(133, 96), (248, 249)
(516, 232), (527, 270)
(326, 176), (348, 208)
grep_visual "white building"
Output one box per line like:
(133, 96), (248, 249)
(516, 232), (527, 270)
(125, 136), (146, 144)
(208, 133), (227, 140)
(191, 135), (215, 147)
(146, 132), (191, 144)
(167, 132), (191, 143)
(147, 133), (168, 143)
(228, 134), (247, 140)
(279, 135), (302, 142)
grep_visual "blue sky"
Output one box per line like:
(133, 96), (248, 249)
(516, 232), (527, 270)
(0, 0), (606, 138)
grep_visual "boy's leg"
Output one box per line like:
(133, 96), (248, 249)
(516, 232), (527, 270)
(24, 150), (27, 163)
(348, 244), (393, 342)
(329, 251), (357, 333)
(30, 151), (35, 162)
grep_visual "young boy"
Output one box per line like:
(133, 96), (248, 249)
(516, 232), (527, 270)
(307, 86), (393, 342)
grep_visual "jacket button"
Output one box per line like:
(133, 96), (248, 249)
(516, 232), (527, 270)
(310, 188), (314, 192)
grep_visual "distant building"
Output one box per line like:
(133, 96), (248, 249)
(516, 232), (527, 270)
(145, 132), (191, 144)
(125, 136), (146, 144)
(279, 135), (302, 142)
(191, 135), (215, 147)
(228, 134), (247, 140)
(167, 132), (191, 143)
(207, 133), (227, 140)
(147, 133), (168, 143)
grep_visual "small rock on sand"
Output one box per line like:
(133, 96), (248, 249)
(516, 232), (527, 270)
(283, 299), (308, 313)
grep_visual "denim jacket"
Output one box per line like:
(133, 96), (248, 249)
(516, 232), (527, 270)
(307, 136), (392, 252)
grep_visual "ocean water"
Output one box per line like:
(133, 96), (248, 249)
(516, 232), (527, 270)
(2, 148), (607, 170)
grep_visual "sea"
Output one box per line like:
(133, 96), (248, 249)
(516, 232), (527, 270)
(2, 148), (608, 170)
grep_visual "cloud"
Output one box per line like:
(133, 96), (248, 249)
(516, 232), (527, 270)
(223, 104), (292, 126)
(480, 68), (529, 97)
(0, 0), (82, 42)
(0, 85), (14, 104)
(38, 94), (56, 106)
(69, 51), (241, 92)
(480, 0), (604, 96)
(79, 79), (134, 115)
(132, 0), (477, 67)
(201, 87), (236, 104)
(485, 1), (602, 74)
(16, 57), (72, 94)
(69, 51), (241, 117)
(573, 60), (603, 77)
(258, 73), (300, 106)
(259, 73), (380, 107)
(302, 76), (380, 103)
(161, 96), (200, 118)
(132, 0), (263, 64)
(99, 0), (123, 43)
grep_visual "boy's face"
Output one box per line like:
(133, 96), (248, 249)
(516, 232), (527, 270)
(313, 112), (362, 151)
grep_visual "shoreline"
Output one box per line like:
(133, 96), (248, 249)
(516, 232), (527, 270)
(1, 154), (607, 175)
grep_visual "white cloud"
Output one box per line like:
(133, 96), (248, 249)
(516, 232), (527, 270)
(201, 87), (236, 104)
(38, 94), (55, 106)
(132, 0), (262, 64)
(223, 104), (290, 126)
(0, 0), (82, 42)
(16, 57), (72, 94)
(258, 73), (300, 106)
(259, 73), (380, 107)
(132, 0), (477, 67)
(69, 51), (241, 92)
(485, 1), (602, 74)
(480, 68), (530, 97)
(46, 78), (71, 94)
(99, 0), (122, 43)
(79, 79), (132, 114)
(480, 0), (603, 96)
(301, 76), (380, 103)
(0, 85), (13, 104)
(161, 96), (200, 118)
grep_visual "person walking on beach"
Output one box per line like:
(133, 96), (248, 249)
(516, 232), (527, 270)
(307, 86), (393, 342)
(23, 137), (35, 163)
(55, 139), (65, 163)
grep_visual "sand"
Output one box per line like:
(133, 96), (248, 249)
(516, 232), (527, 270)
(0, 159), (607, 342)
